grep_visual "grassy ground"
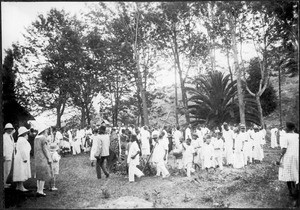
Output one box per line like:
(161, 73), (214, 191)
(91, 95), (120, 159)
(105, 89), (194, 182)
(4, 140), (298, 209)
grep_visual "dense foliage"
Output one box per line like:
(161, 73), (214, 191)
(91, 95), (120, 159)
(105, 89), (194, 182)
(245, 57), (278, 116)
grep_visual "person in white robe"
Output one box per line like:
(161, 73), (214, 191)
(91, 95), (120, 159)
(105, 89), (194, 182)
(191, 133), (201, 169)
(13, 127), (31, 191)
(270, 126), (279, 148)
(140, 126), (151, 157)
(251, 125), (264, 163)
(182, 138), (195, 177)
(202, 134), (215, 171)
(185, 124), (192, 140)
(213, 131), (224, 170)
(151, 133), (170, 178)
(173, 126), (182, 150)
(278, 122), (299, 199)
(3, 123), (15, 188)
(243, 126), (253, 165)
(72, 129), (82, 155)
(222, 122), (235, 166)
(233, 125), (246, 168)
(127, 134), (144, 182)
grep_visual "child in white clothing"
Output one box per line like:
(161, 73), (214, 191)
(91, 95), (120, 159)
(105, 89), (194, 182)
(50, 143), (61, 191)
(182, 138), (195, 177)
(202, 134), (215, 172)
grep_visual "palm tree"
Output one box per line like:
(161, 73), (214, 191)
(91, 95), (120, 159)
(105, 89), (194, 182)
(187, 71), (259, 129)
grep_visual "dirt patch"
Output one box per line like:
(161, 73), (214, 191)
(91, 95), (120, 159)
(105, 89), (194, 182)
(97, 196), (153, 209)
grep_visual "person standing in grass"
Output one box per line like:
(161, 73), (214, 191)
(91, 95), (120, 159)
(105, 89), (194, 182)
(95, 126), (110, 179)
(233, 124), (246, 169)
(34, 125), (52, 197)
(213, 130), (224, 170)
(222, 122), (235, 167)
(151, 133), (170, 178)
(127, 134), (144, 182)
(182, 138), (195, 177)
(202, 134), (215, 172)
(49, 143), (60, 191)
(3, 123), (15, 188)
(251, 125), (264, 163)
(270, 126), (279, 148)
(13, 127), (31, 192)
(278, 122), (299, 201)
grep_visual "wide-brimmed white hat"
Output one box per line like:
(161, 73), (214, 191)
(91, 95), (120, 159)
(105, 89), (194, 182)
(4, 123), (14, 130)
(18, 127), (29, 136)
(37, 124), (50, 135)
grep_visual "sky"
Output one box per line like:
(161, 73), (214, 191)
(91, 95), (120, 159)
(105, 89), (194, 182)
(1, 1), (88, 55)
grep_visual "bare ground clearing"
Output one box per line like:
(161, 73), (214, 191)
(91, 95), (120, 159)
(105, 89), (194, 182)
(4, 143), (296, 209)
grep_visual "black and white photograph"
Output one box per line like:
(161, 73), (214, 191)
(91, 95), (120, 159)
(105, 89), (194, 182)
(1, 1), (299, 208)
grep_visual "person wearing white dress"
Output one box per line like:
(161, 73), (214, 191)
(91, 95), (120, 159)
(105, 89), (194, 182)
(278, 126), (287, 149)
(251, 125), (264, 163)
(127, 134), (144, 182)
(202, 134), (215, 171)
(270, 126), (279, 148)
(233, 125), (246, 168)
(73, 129), (81, 155)
(238, 124), (253, 165)
(213, 131), (224, 170)
(182, 139), (195, 177)
(140, 126), (151, 157)
(191, 133), (201, 168)
(151, 133), (170, 178)
(185, 124), (192, 140)
(173, 126), (182, 149)
(278, 122), (299, 199)
(3, 123), (15, 188)
(13, 127), (31, 192)
(222, 123), (235, 166)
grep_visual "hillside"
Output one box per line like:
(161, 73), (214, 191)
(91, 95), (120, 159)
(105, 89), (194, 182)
(264, 74), (299, 128)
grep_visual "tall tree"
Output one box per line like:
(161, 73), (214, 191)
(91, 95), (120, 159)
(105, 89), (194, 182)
(21, 9), (77, 128)
(151, 2), (209, 125)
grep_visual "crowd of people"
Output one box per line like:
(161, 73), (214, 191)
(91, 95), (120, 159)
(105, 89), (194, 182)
(2, 120), (299, 202)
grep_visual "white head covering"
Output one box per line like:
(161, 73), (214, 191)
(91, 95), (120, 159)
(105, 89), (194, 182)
(18, 126), (29, 136)
(4, 123), (14, 129)
(37, 124), (50, 135)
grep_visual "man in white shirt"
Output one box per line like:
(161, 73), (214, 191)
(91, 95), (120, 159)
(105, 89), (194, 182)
(151, 133), (170, 178)
(127, 135), (144, 182)
(140, 126), (151, 157)
(95, 126), (110, 179)
(3, 123), (15, 188)
(222, 122), (235, 166)
(270, 126), (279, 148)
(173, 126), (182, 149)
(185, 124), (192, 140)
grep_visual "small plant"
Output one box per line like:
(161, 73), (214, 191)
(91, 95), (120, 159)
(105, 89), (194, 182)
(101, 188), (110, 199)
(183, 194), (192, 202)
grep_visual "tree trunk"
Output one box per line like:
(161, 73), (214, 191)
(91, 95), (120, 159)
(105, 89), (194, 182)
(255, 95), (264, 127)
(230, 16), (245, 125)
(278, 65), (282, 127)
(174, 67), (179, 127)
(85, 103), (91, 126)
(56, 100), (65, 129)
(80, 106), (86, 128)
(173, 26), (190, 125)
(134, 5), (149, 126)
